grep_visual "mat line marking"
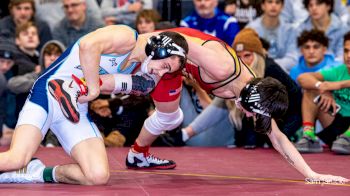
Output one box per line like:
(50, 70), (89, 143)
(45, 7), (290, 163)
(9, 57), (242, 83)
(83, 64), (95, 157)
(110, 170), (350, 187)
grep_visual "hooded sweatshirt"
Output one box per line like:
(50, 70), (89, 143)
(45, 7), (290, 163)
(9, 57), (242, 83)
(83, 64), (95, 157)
(7, 40), (66, 94)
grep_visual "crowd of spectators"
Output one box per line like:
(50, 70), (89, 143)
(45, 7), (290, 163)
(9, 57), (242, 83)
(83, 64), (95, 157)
(1, 0), (350, 155)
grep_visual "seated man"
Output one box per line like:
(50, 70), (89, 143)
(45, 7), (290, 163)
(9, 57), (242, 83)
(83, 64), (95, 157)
(290, 29), (341, 83)
(296, 31), (350, 154)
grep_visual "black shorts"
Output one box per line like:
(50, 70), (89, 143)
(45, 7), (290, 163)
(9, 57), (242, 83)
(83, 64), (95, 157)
(317, 113), (350, 146)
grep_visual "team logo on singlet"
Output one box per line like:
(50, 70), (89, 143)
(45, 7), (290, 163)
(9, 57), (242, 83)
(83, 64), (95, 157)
(74, 65), (108, 75)
(169, 86), (182, 96)
(109, 58), (118, 67)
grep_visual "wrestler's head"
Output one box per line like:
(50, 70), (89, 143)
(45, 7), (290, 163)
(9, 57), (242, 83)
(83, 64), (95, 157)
(235, 77), (288, 134)
(141, 31), (188, 77)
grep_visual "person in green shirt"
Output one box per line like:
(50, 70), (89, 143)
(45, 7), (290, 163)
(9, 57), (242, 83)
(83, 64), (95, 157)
(296, 31), (350, 154)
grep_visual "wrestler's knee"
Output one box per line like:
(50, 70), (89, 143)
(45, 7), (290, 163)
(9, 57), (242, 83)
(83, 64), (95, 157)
(5, 153), (31, 170)
(84, 166), (110, 185)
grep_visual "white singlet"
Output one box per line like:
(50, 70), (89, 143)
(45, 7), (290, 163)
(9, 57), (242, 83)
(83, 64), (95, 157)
(17, 33), (139, 154)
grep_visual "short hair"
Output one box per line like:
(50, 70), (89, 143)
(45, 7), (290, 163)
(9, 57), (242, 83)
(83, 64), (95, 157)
(297, 29), (329, 48)
(225, 0), (236, 5)
(8, 0), (35, 13)
(135, 9), (161, 27)
(240, 77), (288, 134)
(43, 43), (63, 55)
(261, 0), (284, 4)
(15, 21), (38, 38)
(159, 31), (189, 69)
(303, 0), (333, 13)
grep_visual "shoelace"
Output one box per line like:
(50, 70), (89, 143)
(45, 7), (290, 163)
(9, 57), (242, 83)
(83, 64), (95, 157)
(146, 154), (168, 164)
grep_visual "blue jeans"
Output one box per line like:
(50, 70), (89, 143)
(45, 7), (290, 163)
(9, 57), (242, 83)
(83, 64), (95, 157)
(180, 94), (235, 146)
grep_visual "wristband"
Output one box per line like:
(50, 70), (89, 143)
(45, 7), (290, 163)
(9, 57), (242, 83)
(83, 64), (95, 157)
(315, 81), (322, 89)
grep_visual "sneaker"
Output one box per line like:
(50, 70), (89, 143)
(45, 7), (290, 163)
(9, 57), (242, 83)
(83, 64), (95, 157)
(48, 79), (81, 123)
(157, 129), (186, 147)
(331, 135), (350, 154)
(0, 158), (45, 183)
(295, 136), (323, 153)
(126, 149), (176, 169)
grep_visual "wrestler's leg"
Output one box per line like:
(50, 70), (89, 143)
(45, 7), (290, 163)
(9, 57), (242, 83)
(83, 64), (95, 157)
(54, 138), (109, 185)
(136, 98), (181, 146)
(0, 124), (42, 171)
(49, 104), (109, 185)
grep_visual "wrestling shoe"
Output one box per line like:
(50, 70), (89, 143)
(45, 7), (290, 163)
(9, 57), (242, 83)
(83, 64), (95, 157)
(126, 149), (176, 169)
(295, 136), (323, 153)
(0, 158), (45, 183)
(331, 135), (350, 154)
(48, 75), (87, 123)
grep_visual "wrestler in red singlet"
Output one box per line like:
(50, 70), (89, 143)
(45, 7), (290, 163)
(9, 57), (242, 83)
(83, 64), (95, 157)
(151, 27), (255, 102)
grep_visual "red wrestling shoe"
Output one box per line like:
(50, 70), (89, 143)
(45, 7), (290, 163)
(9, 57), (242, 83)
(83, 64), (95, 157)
(48, 75), (88, 123)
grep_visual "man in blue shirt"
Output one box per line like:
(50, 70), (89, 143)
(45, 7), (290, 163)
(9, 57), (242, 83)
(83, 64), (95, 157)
(180, 0), (240, 45)
(290, 29), (341, 83)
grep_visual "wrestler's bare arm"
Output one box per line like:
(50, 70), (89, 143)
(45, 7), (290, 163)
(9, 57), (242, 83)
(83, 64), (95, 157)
(268, 119), (348, 182)
(78, 25), (138, 102)
(182, 35), (235, 81)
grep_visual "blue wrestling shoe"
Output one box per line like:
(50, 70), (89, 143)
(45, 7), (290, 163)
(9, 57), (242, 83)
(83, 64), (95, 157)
(0, 158), (45, 183)
(126, 149), (176, 170)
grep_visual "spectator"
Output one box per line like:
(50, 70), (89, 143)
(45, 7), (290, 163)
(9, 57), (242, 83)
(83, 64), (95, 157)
(180, 0), (240, 45)
(281, 0), (350, 28)
(101, 0), (143, 27)
(290, 29), (342, 82)
(0, 37), (18, 141)
(298, 0), (348, 61)
(135, 9), (161, 34)
(0, 0), (52, 50)
(295, 31), (350, 154)
(223, 0), (261, 29)
(15, 22), (40, 65)
(8, 40), (65, 94)
(52, 0), (104, 47)
(7, 40), (65, 147)
(247, 0), (298, 73)
(34, 0), (103, 31)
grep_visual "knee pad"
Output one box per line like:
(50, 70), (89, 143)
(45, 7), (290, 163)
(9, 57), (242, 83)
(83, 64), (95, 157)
(144, 107), (183, 135)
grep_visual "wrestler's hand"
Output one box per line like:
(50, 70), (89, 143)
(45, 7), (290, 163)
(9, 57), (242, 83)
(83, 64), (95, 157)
(78, 88), (100, 103)
(306, 172), (349, 184)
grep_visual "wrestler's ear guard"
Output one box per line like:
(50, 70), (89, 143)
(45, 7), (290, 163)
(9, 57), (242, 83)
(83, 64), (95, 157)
(145, 35), (186, 60)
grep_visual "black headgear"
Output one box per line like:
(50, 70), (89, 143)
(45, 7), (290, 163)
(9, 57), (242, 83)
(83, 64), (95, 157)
(238, 82), (271, 117)
(145, 34), (186, 60)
